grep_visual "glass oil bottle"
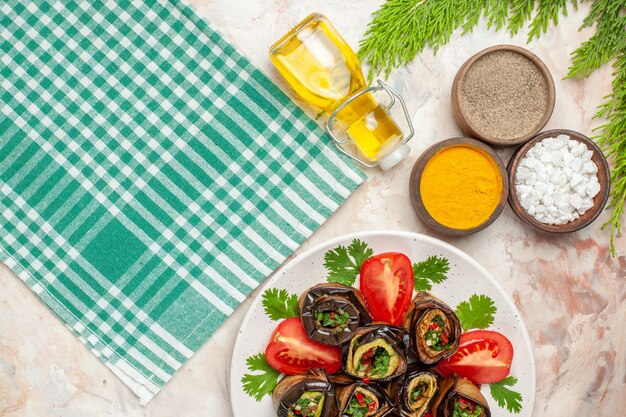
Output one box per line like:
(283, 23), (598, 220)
(269, 13), (414, 169)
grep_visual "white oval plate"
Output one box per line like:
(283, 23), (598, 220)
(230, 231), (535, 417)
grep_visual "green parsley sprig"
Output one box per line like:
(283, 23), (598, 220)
(241, 353), (281, 401)
(323, 239), (373, 286)
(261, 288), (300, 320)
(490, 376), (524, 413)
(455, 294), (497, 331)
(413, 255), (450, 290)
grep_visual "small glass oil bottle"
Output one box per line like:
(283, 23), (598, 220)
(270, 13), (413, 170)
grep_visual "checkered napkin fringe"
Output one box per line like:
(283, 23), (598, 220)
(0, 0), (365, 403)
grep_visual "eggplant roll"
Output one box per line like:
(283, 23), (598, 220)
(328, 372), (357, 387)
(299, 283), (372, 346)
(402, 292), (461, 365)
(387, 365), (439, 417)
(343, 324), (408, 382)
(430, 375), (490, 417)
(272, 369), (338, 417)
(337, 382), (395, 417)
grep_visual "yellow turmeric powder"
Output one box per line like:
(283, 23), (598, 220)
(420, 145), (502, 230)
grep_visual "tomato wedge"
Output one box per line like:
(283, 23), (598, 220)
(265, 318), (341, 375)
(359, 252), (414, 326)
(435, 330), (514, 384)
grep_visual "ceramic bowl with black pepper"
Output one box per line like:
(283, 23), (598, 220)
(508, 129), (611, 233)
(452, 45), (556, 147)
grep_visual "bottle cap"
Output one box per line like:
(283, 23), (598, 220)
(377, 144), (410, 170)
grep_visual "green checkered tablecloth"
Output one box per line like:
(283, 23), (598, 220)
(0, 0), (365, 403)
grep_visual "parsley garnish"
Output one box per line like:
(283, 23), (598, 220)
(413, 255), (450, 290)
(490, 376), (523, 413)
(323, 239), (373, 286)
(261, 288), (300, 321)
(241, 353), (281, 401)
(455, 294), (497, 331)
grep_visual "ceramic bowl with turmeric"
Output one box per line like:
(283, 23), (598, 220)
(409, 138), (509, 236)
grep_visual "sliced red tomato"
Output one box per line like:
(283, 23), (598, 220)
(265, 317), (341, 375)
(359, 252), (414, 326)
(435, 330), (514, 384)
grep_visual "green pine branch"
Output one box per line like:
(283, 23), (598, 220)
(508, 0), (537, 35)
(358, 0), (626, 254)
(565, 0), (626, 254)
(357, 0), (574, 79)
(527, 0), (576, 41)
(566, 0), (626, 78)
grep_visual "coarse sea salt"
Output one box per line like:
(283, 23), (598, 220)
(515, 134), (600, 225)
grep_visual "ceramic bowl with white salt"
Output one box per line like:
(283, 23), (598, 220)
(507, 129), (610, 233)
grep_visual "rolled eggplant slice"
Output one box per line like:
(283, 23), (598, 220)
(338, 382), (395, 417)
(430, 375), (490, 417)
(402, 292), (461, 365)
(300, 283), (372, 346)
(328, 372), (357, 387)
(387, 365), (439, 417)
(343, 324), (408, 382)
(272, 369), (338, 417)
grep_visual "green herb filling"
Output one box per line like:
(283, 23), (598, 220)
(290, 392), (324, 417)
(356, 346), (391, 377)
(452, 397), (484, 417)
(423, 315), (453, 351)
(316, 309), (351, 330)
(345, 391), (375, 417)
(410, 381), (429, 404)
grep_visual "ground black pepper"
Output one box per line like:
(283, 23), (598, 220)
(459, 50), (550, 141)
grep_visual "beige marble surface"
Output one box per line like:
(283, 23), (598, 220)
(1, 1), (625, 416)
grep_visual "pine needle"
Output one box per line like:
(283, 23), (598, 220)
(527, 0), (575, 42)
(508, 0), (537, 35)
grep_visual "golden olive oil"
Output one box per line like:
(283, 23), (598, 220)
(270, 14), (403, 162)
